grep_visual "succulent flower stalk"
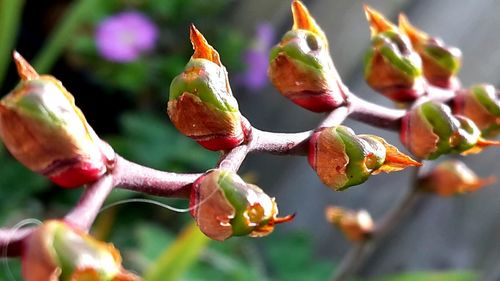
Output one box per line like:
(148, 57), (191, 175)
(22, 220), (140, 281)
(308, 125), (420, 191)
(168, 25), (251, 151)
(418, 160), (495, 196)
(363, 6), (425, 103)
(0, 52), (115, 188)
(453, 84), (500, 137)
(325, 206), (374, 242)
(190, 169), (294, 241)
(400, 101), (500, 159)
(399, 14), (462, 89)
(268, 0), (347, 112)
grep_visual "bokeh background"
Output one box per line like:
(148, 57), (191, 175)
(0, 0), (498, 280)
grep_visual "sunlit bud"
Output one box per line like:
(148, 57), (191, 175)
(363, 6), (425, 102)
(418, 160), (495, 196)
(308, 125), (420, 191)
(168, 25), (251, 151)
(0, 52), (115, 188)
(22, 220), (140, 281)
(453, 84), (500, 136)
(190, 169), (294, 241)
(399, 14), (462, 89)
(325, 206), (374, 242)
(400, 101), (499, 159)
(268, 0), (347, 112)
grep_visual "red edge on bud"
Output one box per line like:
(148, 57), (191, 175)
(289, 88), (346, 113)
(308, 130), (321, 169)
(48, 162), (105, 188)
(195, 118), (252, 151)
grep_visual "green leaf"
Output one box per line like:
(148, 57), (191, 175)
(0, 0), (24, 88)
(136, 223), (175, 263)
(376, 271), (478, 281)
(144, 222), (210, 281)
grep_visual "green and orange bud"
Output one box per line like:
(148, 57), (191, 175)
(22, 220), (140, 281)
(363, 6), (425, 102)
(325, 206), (374, 242)
(400, 101), (499, 159)
(308, 125), (420, 191)
(168, 25), (251, 151)
(0, 52), (115, 188)
(399, 14), (462, 89)
(268, 0), (347, 112)
(453, 84), (500, 136)
(418, 160), (495, 196)
(189, 169), (294, 241)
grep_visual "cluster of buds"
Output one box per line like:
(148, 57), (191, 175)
(22, 220), (139, 281)
(308, 125), (420, 191)
(399, 15), (462, 89)
(363, 6), (425, 103)
(400, 101), (499, 159)
(453, 84), (500, 137)
(325, 206), (374, 242)
(0, 52), (115, 188)
(189, 169), (294, 241)
(418, 160), (495, 196)
(267, 0), (347, 112)
(167, 25), (251, 151)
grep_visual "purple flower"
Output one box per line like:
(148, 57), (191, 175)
(237, 23), (275, 90)
(95, 11), (158, 62)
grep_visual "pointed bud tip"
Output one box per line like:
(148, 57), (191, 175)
(291, 0), (326, 41)
(398, 13), (427, 43)
(273, 213), (296, 225)
(363, 5), (396, 36)
(12, 51), (39, 81)
(189, 24), (221, 66)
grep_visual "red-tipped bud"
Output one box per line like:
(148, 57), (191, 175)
(22, 220), (140, 281)
(190, 169), (293, 241)
(268, 0), (347, 112)
(168, 25), (251, 151)
(325, 206), (374, 242)
(0, 52), (115, 188)
(308, 126), (420, 190)
(418, 160), (495, 196)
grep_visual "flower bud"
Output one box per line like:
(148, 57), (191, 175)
(453, 84), (500, 136)
(22, 220), (140, 281)
(0, 52), (115, 188)
(268, 0), (347, 112)
(308, 125), (420, 190)
(400, 101), (499, 159)
(399, 14), (462, 89)
(325, 206), (374, 242)
(363, 6), (425, 102)
(190, 169), (293, 241)
(418, 160), (495, 196)
(168, 25), (251, 151)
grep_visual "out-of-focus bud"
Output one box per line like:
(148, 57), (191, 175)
(399, 14), (462, 89)
(325, 206), (374, 242)
(363, 6), (425, 103)
(418, 160), (495, 196)
(268, 0), (347, 112)
(453, 84), (500, 136)
(400, 101), (499, 159)
(22, 220), (140, 281)
(0, 52), (115, 188)
(308, 125), (420, 191)
(190, 169), (294, 241)
(168, 25), (251, 151)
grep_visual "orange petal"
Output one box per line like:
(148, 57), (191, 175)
(398, 13), (428, 46)
(291, 0), (327, 43)
(13, 51), (39, 81)
(189, 24), (221, 66)
(363, 5), (397, 37)
(370, 135), (421, 174)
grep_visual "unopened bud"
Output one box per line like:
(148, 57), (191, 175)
(308, 125), (420, 190)
(0, 52), (115, 188)
(418, 160), (495, 196)
(268, 0), (347, 112)
(22, 220), (140, 281)
(190, 169), (294, 241)
(168, 25), (251, 151)
(325, 206), (374, 242)
(363, 6), (425, 102)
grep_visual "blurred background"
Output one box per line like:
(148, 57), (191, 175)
(0, 0), (498, 280)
